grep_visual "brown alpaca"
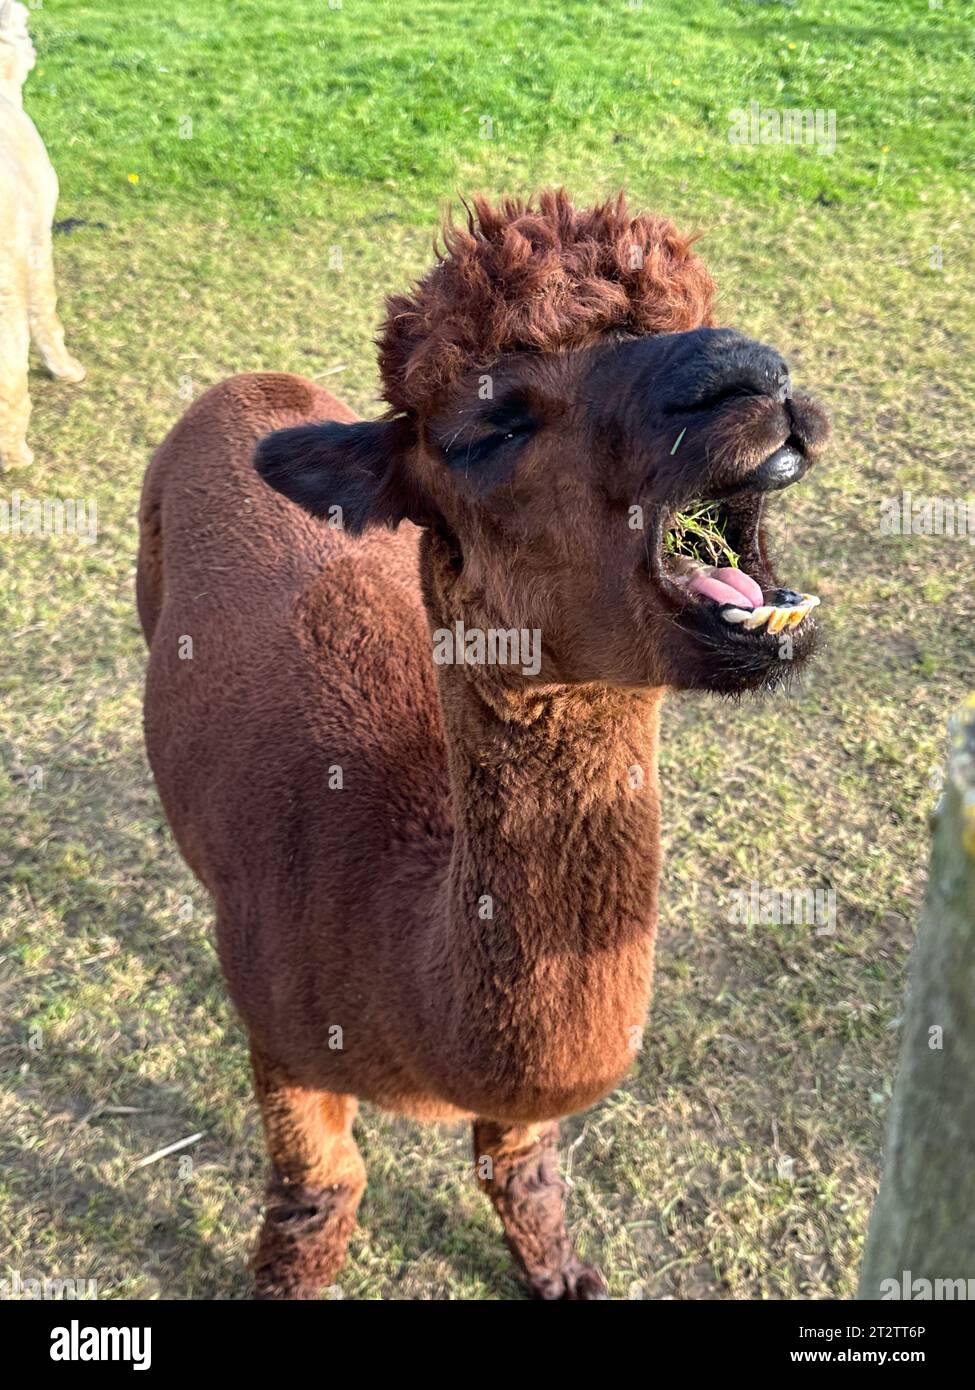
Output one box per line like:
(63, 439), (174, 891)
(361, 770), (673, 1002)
(137, 190), (829, 1300)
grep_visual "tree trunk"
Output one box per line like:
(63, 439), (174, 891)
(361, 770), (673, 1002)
(859, 695), (975, 1299)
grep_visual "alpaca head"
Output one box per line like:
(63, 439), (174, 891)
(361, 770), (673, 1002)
(0, 1), (36, 104)
(257, 190), (830, 695)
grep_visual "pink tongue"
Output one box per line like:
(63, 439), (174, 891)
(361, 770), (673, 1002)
(687, 566), (765, 609)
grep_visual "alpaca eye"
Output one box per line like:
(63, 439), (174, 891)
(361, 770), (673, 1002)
(478, 422), (532, 453)
(494, 418), (534, 445)
(440, 408), (536, 472)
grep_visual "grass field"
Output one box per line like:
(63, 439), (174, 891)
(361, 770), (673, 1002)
(1, 0), (972, 1300)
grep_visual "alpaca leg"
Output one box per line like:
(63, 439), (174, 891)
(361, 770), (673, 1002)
(0, 263), (32, 468)
(27, 231), (85, 383)
(473, 1118), (608, 1300)
(250, 1048), (366, 1300)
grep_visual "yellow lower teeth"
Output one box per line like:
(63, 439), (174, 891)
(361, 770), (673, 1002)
(721, 594), (820, 632)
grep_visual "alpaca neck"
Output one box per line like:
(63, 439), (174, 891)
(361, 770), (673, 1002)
(0, 78), (24, 108)
(423, 665), (663, 1118)
(0, 48), (29, 109)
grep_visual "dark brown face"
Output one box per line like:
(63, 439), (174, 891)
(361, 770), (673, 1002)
(256, 326), (830, 695)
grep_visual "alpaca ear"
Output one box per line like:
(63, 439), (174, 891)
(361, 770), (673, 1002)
(254, 417), (426, 534)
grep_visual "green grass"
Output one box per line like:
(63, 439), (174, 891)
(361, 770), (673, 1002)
(1, 0), (972, 1300)
(26, 0), (973, 225)
(665, 501), (742, 569)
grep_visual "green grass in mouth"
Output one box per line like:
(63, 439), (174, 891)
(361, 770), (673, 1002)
(664, 501), (740, 569)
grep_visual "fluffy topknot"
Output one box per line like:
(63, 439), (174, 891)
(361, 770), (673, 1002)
(377, 188), (716, 414)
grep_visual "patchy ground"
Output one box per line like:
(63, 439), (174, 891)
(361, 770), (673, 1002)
(1, 0), (972, 1298)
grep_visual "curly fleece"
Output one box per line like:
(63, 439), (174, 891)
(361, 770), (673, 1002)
(378, 187), (716, 412)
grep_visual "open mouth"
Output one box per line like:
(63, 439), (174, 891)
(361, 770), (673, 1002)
(651, 446), (820, 641)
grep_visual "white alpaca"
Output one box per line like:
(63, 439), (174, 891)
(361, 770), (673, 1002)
(0, 0), (84, 468)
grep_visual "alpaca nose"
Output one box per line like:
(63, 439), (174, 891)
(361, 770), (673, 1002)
(663, 328), (791, 413)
